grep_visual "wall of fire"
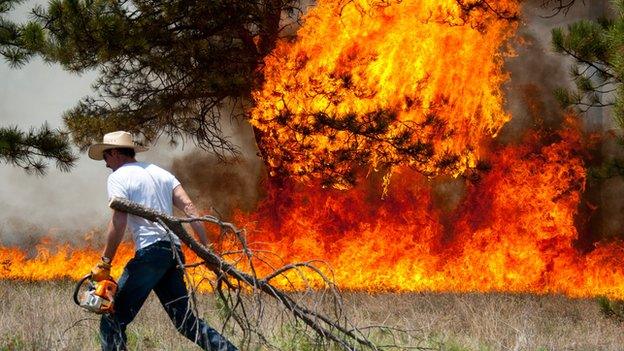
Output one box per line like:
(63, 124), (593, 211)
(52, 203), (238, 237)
(171, 0), (624, 250)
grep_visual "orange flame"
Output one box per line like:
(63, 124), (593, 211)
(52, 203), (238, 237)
(3, 0), (624, 299)
(251, 0), (519, 186)
(4, 126), (624, 298)
(229, 126), (624, 297)
(0, 240), (217, 291)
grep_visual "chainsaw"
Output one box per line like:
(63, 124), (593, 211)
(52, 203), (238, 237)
(73, 274), (118, 314)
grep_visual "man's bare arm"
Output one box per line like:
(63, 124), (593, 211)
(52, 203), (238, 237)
(172, 185), (210, 247)
(102, 210), (128, 261)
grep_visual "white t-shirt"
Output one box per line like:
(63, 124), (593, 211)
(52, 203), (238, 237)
(107, 162), (181, 250)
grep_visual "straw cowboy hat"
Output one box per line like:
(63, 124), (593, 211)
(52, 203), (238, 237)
(88, 131), (149, 160)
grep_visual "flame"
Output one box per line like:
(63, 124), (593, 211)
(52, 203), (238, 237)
(0, 239), (217, 291)
(4, 126), (624, 298)
(0, 240), (130, 281)
(3, 0), (624, 299)
(229, 125), (624, 298)
(251, 0), (519, 186)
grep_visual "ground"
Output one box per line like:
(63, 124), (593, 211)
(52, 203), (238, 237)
(0, 281), (622, 350)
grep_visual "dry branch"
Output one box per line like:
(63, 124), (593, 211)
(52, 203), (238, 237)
(541, 0), (580, 18)
(109, 197), (378, 351)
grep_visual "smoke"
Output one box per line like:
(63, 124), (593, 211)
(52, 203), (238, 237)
(500, 0), (608, 141)
(0, 137), (193, 246)
(170, 117), (265, 220)
(0, 0), (260, 244)
(501, 0), (624, 247)
(0, 57), (261, 246)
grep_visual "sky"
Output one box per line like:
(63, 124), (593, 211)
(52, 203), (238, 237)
(0, 3), (105, 243)
(0, 58), (106, 242)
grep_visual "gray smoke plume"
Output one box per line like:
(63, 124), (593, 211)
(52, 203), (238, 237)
(501, 0), (610, 141)
(500, 0), (624, 247)
(170, 117), (264, 220)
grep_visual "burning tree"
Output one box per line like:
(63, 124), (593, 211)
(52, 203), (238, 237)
(1, 0), (587, 177)
(251, 0), (520, 188)
(1, 0), (524, 177)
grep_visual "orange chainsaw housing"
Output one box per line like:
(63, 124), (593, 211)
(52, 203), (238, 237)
(74, 275), (118, 314)
(96, 279), (118, 301)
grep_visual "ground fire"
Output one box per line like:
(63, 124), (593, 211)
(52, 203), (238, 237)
(4, 124), (624, 298)
(3, 0), (624, 300)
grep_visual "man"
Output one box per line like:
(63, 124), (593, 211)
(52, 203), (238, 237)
(87, 131), (238, 351)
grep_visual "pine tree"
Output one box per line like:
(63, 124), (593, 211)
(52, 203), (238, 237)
(0, 0), (578, 178)
(0, 0), (35, 67)
(3, 0), (302, 160)
(551, 0), (624, 176)
(2, 1), (521, 163)
(552, 13), (620, 116)
(0, 124), (77, 174)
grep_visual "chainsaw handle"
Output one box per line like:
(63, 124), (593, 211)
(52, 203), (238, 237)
(73, 274), (92, 306)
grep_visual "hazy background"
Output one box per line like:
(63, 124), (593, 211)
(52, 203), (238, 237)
(0, 0), (614, 246)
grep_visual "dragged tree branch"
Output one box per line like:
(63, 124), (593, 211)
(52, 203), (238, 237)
(109, 197), (378, 351)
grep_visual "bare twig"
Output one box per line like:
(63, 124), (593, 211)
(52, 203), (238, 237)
(541, 0), (583, 18)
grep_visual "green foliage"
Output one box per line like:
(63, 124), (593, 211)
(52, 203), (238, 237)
(276, 321), (326, 351)
(0, 0), (35, 67)
(0, 124), (77, 174)
(587, 158), (624, 180)
(550, 2), (624, 185)
(0, 335), (26, 351)
(5, 0), (304, 159)
(552, 20), (610, 61)
(552, 3), (624, 125)
(553, 87), (574, 109)
(597, 296), (624, 323)
(445, 342), (471, 351)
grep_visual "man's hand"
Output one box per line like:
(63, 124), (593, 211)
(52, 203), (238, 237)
(91, 260), (112, 282)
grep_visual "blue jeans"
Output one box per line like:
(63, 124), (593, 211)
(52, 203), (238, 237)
(100, 241), (237, 351)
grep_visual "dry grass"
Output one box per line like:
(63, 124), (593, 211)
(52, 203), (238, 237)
(0, 280), (623, 350)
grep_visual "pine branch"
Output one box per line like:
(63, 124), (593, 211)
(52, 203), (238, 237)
(10, 0), (305, 159)
(0, 0), (36, 67)
(551, 17), (623, 117)
(0, 124), (77, 175)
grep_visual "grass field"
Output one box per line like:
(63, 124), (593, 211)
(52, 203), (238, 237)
(0, 280), (622, 350)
